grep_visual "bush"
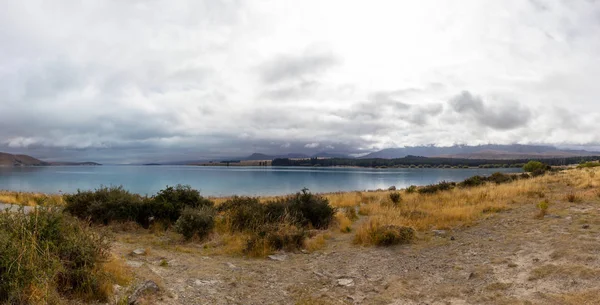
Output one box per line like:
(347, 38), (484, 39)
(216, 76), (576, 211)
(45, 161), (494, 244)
(389, 192), (401, 205)
(64, 186), (145, 225)
(174, 206), (216, 241)
(405, 185), (417, 193)
(152, 184), (214, 223)
(244, 224), (306, 257)
(531, 168), (546, 177)
(523, 161), (549, 173)
(285, 188), (336, 229)
(219, 196), (266, 232)
(487, 172), (513, 184)
(536, 199), (549, 219)
(459, 175), (486, 188)
(0, 207), (114, 303)
(577, 161), (600, 168)
(418, 181), (456, 194)
(64, 185), (214, 228)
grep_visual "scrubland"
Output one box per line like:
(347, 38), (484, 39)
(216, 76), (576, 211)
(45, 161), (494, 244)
(2, 165), (600, 304)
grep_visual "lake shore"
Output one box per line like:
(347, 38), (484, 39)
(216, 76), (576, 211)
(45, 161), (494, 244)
(3, 167), (599, 304)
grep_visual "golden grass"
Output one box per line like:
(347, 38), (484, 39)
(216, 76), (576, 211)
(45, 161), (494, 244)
(0, 190), (64, 206)
(349, 168), (600, 243)
(334, 211), (353, 233)
(304, 233), (330, 252)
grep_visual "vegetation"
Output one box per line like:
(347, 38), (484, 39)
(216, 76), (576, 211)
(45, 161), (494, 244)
(272, 155), (600, 168)
(577, 161), (600, 168)
(175, 206), (216, 240)
(0, 207), (125, 304)
(522, 161), (550, 173)
(389, 192), (401, 205)
(0, 190), (64, 206)
(64, 184), (214, 228)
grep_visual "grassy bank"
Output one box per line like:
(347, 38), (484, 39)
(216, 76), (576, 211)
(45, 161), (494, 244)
(2, 165), (600, 303)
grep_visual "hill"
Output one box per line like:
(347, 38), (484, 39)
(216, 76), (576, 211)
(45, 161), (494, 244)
(362, 144), (598, 159)
(0, 152), (48, 166)
(0, 152), (100, 167)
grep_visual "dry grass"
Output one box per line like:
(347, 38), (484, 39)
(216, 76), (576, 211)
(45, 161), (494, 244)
(0, 190), (64, 206)
(528, 264), (600, 281)
(349, 168), (600, 243)
(548, 289), (600, 305)
(334, 211), (353, 233)
(304, 233), (330, 252)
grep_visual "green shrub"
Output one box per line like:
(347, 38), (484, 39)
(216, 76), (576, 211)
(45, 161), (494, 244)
(152, 184), (214, 222)
(405, 185), (417, 193)
(244, 224), (306, 256)
(64, 186), (145, 225)
(536, 199), (549, 219)
(285, 188), (336, 229)
(0, 207), (113, 303)
(487, 172), (513, 184)
(174, 206), (216, 241)
(219, 196), (267, 232)
(389, 192), (401, 205)
(418, 181), (456, 194)
(65, 185), (214, 228)
(531, 168), (546, 177)
(577, 161), (600, 168)
(523, 161), (549, 173)
(459, 175), (486, 188)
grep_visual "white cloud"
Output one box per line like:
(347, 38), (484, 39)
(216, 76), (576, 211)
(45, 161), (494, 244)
(304, 143), (320, 149)
(0, 0), (599, 162)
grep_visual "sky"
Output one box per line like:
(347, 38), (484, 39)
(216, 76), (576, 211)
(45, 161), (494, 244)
(1, 0), (600, 163)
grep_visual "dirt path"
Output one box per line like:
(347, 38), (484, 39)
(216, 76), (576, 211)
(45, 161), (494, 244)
(113, 191), (600, 304)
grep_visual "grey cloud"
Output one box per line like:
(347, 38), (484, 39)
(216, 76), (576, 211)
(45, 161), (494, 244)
(449, 91), (531, 130)
(259, 51), (339, 84)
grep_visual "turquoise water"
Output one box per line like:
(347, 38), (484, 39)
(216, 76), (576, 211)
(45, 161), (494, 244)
(0, 166), (521, 196)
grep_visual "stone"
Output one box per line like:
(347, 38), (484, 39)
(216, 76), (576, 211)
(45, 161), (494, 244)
(432, 230), (447, 237)
(268, 254), (288, 261)
(450, 236), (456, 241)
(226, 262), (241, 270)
(582, 224), (590, 229)
(337, 278), (355, 287)
(125, 261), (144, 268)
(128, 280), (159, 305)
(132, 248), (146, 256)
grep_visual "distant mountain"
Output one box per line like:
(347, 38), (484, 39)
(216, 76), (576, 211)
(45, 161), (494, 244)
(0, 152), (48, 166)
(49, 161), (102, 166)
(312, 152), (351, 158)
(243, 152), (349, 161)
(361, 145), (599, 160)
(0, 152), (100, 167)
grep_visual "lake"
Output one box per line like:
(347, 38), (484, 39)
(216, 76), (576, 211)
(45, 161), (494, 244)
(0, 166), (522, 196)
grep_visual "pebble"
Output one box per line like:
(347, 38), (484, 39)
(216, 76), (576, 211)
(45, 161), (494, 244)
(132, 248), (146, 256)
(337, 278), (355, 287)
(268, 254), (288, 261)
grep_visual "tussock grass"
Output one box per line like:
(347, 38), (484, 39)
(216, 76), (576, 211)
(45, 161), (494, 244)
(0, 190), (64, 206)
(0, 207), (126, 304)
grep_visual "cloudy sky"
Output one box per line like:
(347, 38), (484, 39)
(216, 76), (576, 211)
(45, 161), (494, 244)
(1, 0), (599, 163)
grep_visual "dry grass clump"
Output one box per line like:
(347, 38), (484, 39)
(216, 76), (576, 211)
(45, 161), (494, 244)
(0, 207), (126, 304)
(536, 199), (549, 219)
(353, 218), (415, 246)
(0, 190), (64, 206)
(334, 211), (353, 233)
(565, 192), (580, 203)
(528, 264), (600, 281)
(304, 232), (330, 252)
